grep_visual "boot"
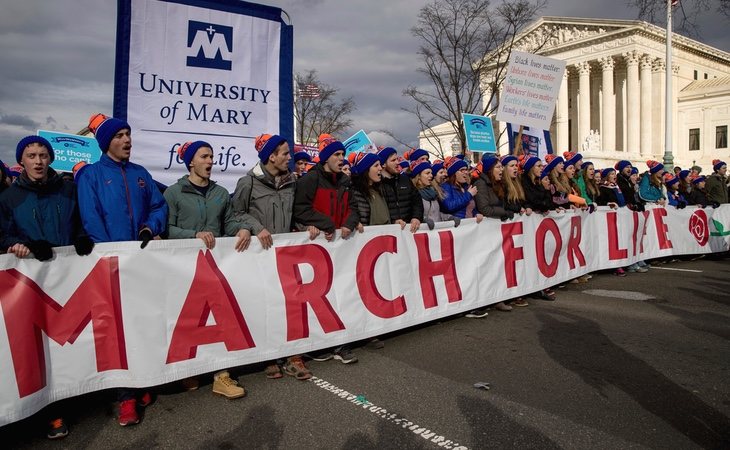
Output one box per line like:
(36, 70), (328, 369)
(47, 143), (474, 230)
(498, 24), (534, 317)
(212, 371), (245, 399)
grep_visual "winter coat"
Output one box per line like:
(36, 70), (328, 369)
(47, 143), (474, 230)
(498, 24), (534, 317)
(617, 173), (644, 210)
(163, 176), (247, 239)
(666, 189), (686, 207)
(687, 188), (709, 206)
(575, 176), (596, 205)
(705, 173), (728, 204)
(379, 173), (424, 222)
(472, 173), (509, 218)
(638, 173), (665, 203)
(76, 153), (168, 243)
(441, 182), (475, 218)
(293, 163), (359, 233)
(597, 183), (626, 207)
(419, 187), (452, 223)
(0, 169), (87, 249)
(521, 175), (555, 212)
(232, 162), (296, 235)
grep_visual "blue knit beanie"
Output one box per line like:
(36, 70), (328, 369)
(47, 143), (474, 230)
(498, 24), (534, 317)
(377, 147), (397, 165)
(481, 154), (500, 174)
(522, 156), (540, 173)
(255, 134), (287, 164)
(350, 152), (380, 176)
(409, 161), (431, 178)
(94, 117), (130, 153)
(16, 136), (55, 164)
(408, 148), (429, 162)
(601, 167), (616, 179)
(500, 155), (517, 167)
(615, 160), (632, 173)
(447, 159), (469, 177)
(293, 151), (311, 163)
(178, 141), (211, 170)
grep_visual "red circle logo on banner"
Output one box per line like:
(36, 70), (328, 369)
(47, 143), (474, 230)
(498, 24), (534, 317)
(689, 209), (709, 246)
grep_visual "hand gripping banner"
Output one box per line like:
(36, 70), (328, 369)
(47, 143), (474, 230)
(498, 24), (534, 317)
(114, 0), (293, 191)
(0, 206), (728, 425)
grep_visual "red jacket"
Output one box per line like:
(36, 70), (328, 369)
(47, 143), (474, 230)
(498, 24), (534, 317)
(293, 164), (359, 233)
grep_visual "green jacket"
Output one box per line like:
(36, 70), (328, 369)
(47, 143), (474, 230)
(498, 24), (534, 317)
(574, 175), (593, 205)
(705, 173), (728, 204)
(163, 176), (248, 239)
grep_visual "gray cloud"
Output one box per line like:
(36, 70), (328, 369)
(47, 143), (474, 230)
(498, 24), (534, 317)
(0, 0), (726, 162)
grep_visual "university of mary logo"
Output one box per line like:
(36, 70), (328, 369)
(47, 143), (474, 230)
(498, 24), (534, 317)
(186, 20), (233, 71)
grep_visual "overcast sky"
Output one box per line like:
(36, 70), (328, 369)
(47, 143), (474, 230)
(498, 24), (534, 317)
(0, 0), (727, 164)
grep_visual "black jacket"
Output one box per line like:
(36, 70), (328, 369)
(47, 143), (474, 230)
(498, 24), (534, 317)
(687, 188), (709, 207)
(379, 173), (424, 223)
(521, 175), (554, 212)
(617, 172), (644, 210)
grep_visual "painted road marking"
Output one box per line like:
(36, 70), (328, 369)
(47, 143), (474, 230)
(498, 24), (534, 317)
(309, 376), (468, 449)
(649, 266), (703, 273)
(582, 289), (656, 301)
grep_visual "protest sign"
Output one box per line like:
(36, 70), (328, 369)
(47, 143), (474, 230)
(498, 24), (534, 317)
(496, 51), (566, 130)
(462, 114), (497, 153)
(39, 130), (101, 173)
(343, 130), (377, 156)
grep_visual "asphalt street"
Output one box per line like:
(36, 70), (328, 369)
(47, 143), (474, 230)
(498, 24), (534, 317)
(2, 256), (729, 449)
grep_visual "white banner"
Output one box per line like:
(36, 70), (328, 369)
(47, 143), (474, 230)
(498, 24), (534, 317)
(0, 206), (728, 425)
(114, 0), (293, 191)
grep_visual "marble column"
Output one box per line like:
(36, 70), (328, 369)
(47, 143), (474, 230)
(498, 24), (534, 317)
(652, 58), (667, 156)
(577, 62), (591, 147)
(639, 55), (653, 157)
(557, 70), (569, 152)
(599, 56), (615, 152)
(623, 51), (640, 156)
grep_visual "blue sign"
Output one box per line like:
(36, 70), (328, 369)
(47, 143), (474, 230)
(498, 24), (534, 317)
(186, 21), (233, 71)
(38, 130), (101, 173)
(462, 113), (496, 153)
(505, 123), (553, 159)
(343, 129), (376, 156)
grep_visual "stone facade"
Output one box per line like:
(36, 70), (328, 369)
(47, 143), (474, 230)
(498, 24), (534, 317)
(418, 17), (730, 172)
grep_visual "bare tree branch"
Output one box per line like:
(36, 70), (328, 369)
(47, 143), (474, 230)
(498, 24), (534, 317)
(294, 70), (355, 145)
(627, 0), (727, 38)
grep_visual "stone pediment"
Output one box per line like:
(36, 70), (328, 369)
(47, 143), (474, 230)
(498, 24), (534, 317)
(514, 22), (625, 54)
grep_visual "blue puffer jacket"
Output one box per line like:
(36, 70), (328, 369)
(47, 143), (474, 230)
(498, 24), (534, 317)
(639, 173), (666, 203)
(76, 153), (168, 243)
(440, 182), (474, 218)
(0, 169), (85, 249)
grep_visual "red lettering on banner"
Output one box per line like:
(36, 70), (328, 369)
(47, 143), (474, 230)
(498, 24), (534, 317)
(356, 235), (406, 318)
(501, 222), (524, 288)
(535, 219), (562, 277)
(567, 216), (586, 269)
(607, 211), (628, 260)
(0, 257), (126, 398)
(413, 231), (462, 308)
(166, 251), (255, 364)
(275, 244), (345, 341)
(632, 211), (640, 256)
(652, 208), (673, 249)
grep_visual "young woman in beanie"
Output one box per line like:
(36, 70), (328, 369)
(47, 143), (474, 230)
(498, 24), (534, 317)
(411, 161), (456, 226)
(441, 158), (481, 219)
(578, 162), (600, 205)
(520, 156), (555, 213)
(687, 176), (709, 206)
(350, 152), (389, 227)
(639, 160), (667, 205)
(543, 155), (571, 209)
(597, 168), (625, 209)
(663, 174), (687, 209)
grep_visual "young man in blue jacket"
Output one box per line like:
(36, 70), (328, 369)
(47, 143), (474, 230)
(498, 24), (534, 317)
(0, 136), (95, 439)
(76, 114), (168, 427)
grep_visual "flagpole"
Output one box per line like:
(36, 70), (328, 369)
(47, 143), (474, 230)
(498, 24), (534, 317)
(663, 0), (674, 168)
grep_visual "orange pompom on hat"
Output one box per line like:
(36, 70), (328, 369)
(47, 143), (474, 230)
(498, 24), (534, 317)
(712, 159), (726, 172)
(254, 134), (286, 163)
(317, 133), (345, 163)
(646, 160), (665, 174)
(563, 151), (582, 168)
(663, 172), (679, 187)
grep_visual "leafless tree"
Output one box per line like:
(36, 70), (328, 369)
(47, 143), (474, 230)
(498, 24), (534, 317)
(628, 0), (730, 37)
(294, 70), (355, 146)
(403, 0), (547, 156)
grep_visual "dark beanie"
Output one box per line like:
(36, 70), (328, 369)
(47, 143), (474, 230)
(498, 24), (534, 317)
(255, 134), (287, 164)
(178, 141), (211, 170)
(93, 117), (130, 152)
(16, 136), (55, 163)
(317, 134), (345, 164)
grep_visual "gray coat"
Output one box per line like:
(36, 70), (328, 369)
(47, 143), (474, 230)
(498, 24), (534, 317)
(232, 162), (296, 235)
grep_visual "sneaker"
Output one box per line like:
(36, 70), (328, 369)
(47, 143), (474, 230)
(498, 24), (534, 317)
(635, 266), (648, 273)
(118, 399), (139, 426)
(627, 264), (638, 273)
(282, 356), (312, 380)
(212, 371), (245, 399)
(615, 268), (627, 277)
(367, 338), (385, 349)
(139, 391), (153, 407)
(465, 308), (489, 318)
(578, 275), (590, 283)
(494, 302), (512, 312)
(512, 298), (529, 307)
(333, 346), (358, 364)
(47, 418), (68, 439)
(305, 350), (335, 362)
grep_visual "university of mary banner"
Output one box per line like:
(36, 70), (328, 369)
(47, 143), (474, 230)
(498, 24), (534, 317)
(114, 0), (293, 191)
(1, 206), (730, 425)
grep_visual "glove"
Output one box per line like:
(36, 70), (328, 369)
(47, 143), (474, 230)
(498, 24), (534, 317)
(27, 240), (53, 261)
(425, 218), (435, 230)
(636, 203), (645, 212)
(676, 201), (687, 209)
(452, 217), (461, 228)
(712, 202), (721, 209)
(500, 212), (514, 222)
(587, 204), (596, 214)
(74, 236), (95, 256)
(138, 228), (154, 249)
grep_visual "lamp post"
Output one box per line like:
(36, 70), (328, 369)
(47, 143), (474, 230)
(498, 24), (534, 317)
(663, 0), (675, 168)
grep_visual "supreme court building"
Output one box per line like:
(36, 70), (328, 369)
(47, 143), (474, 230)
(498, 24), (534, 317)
(419, 17), (730, 172)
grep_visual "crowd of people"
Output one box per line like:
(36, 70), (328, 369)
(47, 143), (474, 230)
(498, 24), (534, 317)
(3, 114), (729, 439)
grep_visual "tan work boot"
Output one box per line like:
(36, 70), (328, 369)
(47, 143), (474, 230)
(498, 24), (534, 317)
(212, 371), (245, 399)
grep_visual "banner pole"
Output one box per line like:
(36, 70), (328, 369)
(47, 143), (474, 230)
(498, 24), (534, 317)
(513, 125), (524, 156)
